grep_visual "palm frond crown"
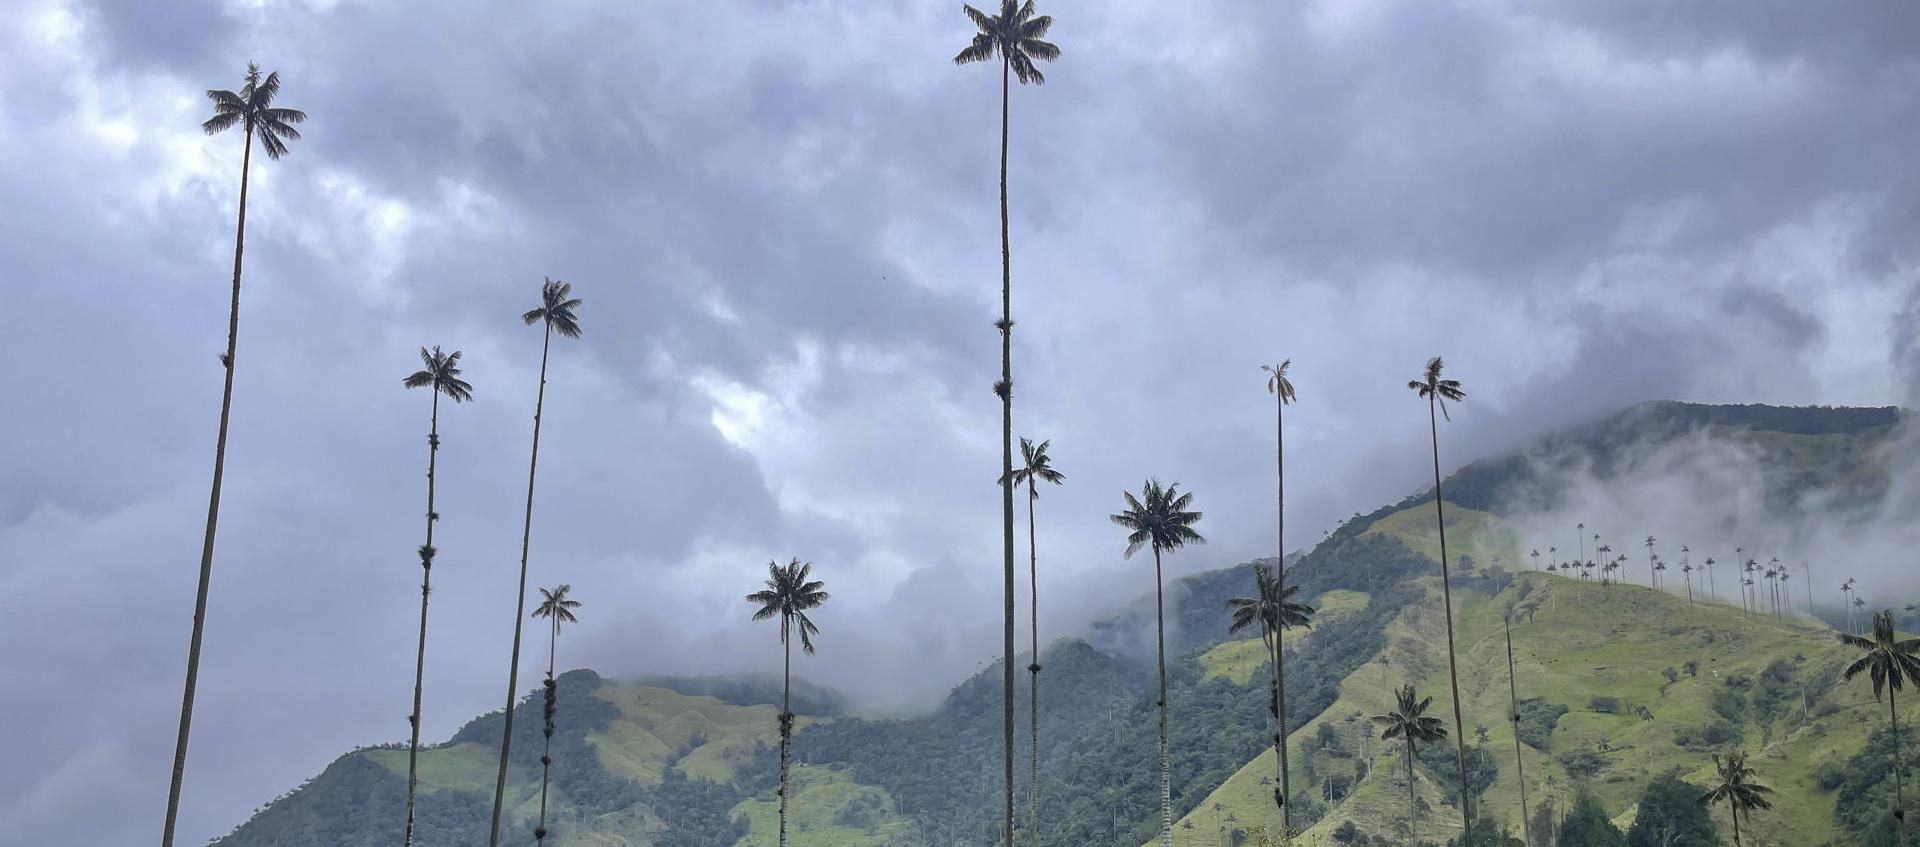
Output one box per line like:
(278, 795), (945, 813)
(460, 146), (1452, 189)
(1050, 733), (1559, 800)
(952, 1), (1060, 84)
(201, 62), (306, 159)
(403, 346), (474, 402)
(1001, 437), (1065, 494)
(1262, 360), (1297, 404)
(747, 558), (830, 654)
(1408, 356), (1466, 420)
(532, 584), (582, 631)
(1374, 684), (1448, 744)
(1701, 751), (1774, 815)
(1109, 479), (1205, 559)
(1226, 564), (1315, 636)
(523, 278), (585, 338)
(1841, 609), (1920, 700)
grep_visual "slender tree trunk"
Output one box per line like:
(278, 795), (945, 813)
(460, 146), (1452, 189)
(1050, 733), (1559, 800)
(1406, 741), (1418, 846)
(780, 617), (794, 847)
(996, 52), (1019, 847)
(489, 321), (554, 847)
(163, 125), (253, 847)
(1729, 800), (1740, 847)
(535, 614), (558, 845)
(1892, 685), (1909, 847)
(1427, 395), (1475, 843)
(1505, 617), (1531, 847)
(1027, 480), (1040, 844)
(1264, 623), (1283, 834)
(1155, 547), (1172, 847)
(403, 389), (441, 846)
(1274, 395), (1293, 843)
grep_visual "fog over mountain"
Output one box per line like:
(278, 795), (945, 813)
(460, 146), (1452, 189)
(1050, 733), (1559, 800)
(2, 1), (1918, 844)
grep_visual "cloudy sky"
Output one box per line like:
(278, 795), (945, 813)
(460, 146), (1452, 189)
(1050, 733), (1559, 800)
(3, 0), (1919, 843)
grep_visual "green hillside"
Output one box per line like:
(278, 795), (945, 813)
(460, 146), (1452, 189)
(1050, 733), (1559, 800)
(1164, 572), (1894, 847)
(213, 403), (1919, 847)
(212, 673), (916, 847)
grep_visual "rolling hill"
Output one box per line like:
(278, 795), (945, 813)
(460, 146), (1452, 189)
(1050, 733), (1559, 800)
(210, 402), (1919, 847)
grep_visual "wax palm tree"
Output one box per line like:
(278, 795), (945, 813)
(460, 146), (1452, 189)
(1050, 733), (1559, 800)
(1645, 536), (1657, 587)
(1841, 609), (1920, 847)
(1227, 564), (1315, 840)
(956, 8), (1059, 843)
(1376, 684), (1448, 845)
(530, 584), (582, 846)
(1406, 356), (1475, 841)
(1531, 549), (1540, 571)
(1263, 360), (1300, 840)
(399, 346), (473, 846)
(1704, 557), (1717, 603)
(1701, 751), (1773, 847)
(1112, 479), (1205, 847)
(1548, 546), (1558, 570)
(1001, 436), (1063, 839)
(748, 559), (830, 847)
(488, 278), (584, 847)
(1682, 562), (1696, 605)
(164, 63), (306, 847)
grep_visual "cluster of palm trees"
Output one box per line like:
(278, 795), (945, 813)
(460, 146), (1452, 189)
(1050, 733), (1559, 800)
(1535, 532), (1824, 624)
(392, 279), (592, 847)
(161, 63), (605, 847)
(156, 15), (1917, 847)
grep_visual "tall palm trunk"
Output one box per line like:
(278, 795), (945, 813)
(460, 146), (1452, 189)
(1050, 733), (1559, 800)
(1264, 625), (1284, 835)
(1729, 798), (1740, 847)
(996, 51), (1019, 847)
(1405, 741), (1418, 845)
(1891, 685), (1909, 847)
(403, 388), (442, 846)
(1504, 617), (1531, 847)
(1272, 390), (1293, 842)
(1426, 395), (1475, 843)
(163, 124), (254, 847)
(1026, 478), (1041, 844)
(1154, 547), (1173, 847)
(535, 614), (558, 845)
(489, 321), (554, 847)
(779, 616), (794, 847)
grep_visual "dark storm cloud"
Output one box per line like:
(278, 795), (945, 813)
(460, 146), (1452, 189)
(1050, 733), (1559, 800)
(3, 1), (1918, 844)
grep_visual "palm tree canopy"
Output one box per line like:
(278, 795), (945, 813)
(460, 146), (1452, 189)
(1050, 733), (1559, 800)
(403, 346), (475, 402)
(1262, 360), (1296, 404)
(1373, 684), (1447, 744)
(523, 278), (585, 338)
(1226, 564), (1315, 636)
(952, 0), (1060, 84)
(531, 584), (582, 632)
(1841, 609), (1920, 700)
(1110, 479), (1205, 559)
(1700, 751), (1774, 814)
(1407, 356), (1466, 420)
(747, 558), (830, 654)
(1001, 437), (1065, 495)
(201, 62), (306, 159)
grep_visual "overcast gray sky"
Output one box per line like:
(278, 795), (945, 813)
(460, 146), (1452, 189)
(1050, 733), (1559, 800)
(3, 0), (1919, 843)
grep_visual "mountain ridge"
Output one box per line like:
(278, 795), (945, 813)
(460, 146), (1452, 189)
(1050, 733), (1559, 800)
(211, 402), (1920, 847)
